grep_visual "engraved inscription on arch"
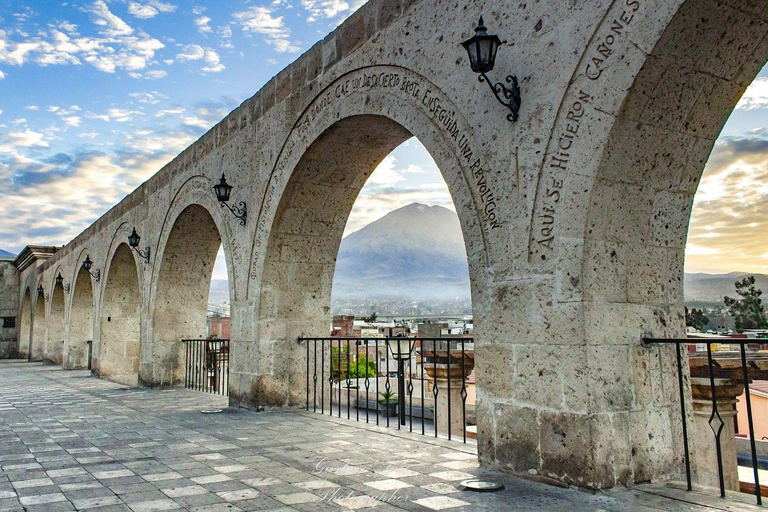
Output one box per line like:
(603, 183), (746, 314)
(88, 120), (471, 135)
(528, 0), (644, 264)
(250, 65), (503, 280)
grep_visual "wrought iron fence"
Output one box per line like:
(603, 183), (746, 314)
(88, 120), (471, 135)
(298, 337), (474, 443)
(182, 339), (230, 396)
(644, 337), (767, 505)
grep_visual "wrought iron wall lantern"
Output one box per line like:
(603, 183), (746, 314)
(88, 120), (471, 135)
(462, 17), (521, 122)
(128, 227), (151, 263)
(55, 272), (70, 293)
(82, 255), (100, 282)
(37, 284), (44, 296)
(213, 174), (247, 225)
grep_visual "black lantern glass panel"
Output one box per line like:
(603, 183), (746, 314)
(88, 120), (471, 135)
(128, 227), (140, 248)
(213, 174), (232, 203)
(83, 255), (93, 271)
(55, 273), (63, 287)
(461, 17), (501, 73)
(37, 284), (43, 295)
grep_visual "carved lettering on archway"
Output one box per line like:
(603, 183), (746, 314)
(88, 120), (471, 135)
(250, 66), (501, 280)
(528, 0), (642, 263)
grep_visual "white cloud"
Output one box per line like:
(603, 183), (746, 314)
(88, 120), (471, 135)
(85, 111), (110, 121)
(155, 106), (185, 117)
(302, 0), (349, 22)
(129, 69), (167, 79)
(0, 3), (165, 77)
(182, 116), (211, 129)
(365, 155), (405, 187)
(0, 129), (49, 150)
(128, 2), (159, 19)
(62, 116), (81, 127)
(736, 78), (768, 111)
(25, 105), (39, 111)
(176, 45), (224, 72)
(233, 7), (300, 53)
(686, 136), (768, 274)
(58, 21), (78, 33)
(218, 24), (233, 49)
(107, 108), (144, 122)
(195, 16), (212, 33)
(129, 91), (167, 104)
(90, 0), (133, 37)
(201, 49), (224, 72)
(177, 44), (205, 61)
(0, 70), (5, 79)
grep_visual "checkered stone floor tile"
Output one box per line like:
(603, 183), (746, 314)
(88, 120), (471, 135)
(0, 360), (759, 511)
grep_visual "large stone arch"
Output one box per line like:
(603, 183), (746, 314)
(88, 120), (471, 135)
(99, 235), (143, 386)
(474, 0), (768, 489)
(18, 287), (32, 359)
(146, 184), (235, 386)
(239, 65), (491, 408)
(30, 283), (45, 362)
(66, 251), (95, 370)
(46, 265), (67, 365)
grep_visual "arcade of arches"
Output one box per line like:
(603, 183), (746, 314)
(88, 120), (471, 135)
(3, 0), (768, 490)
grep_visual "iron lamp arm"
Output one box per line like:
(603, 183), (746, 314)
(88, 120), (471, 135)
(479, 72), (521, 122)
(220, 200), (247, 226)
(132, 246), (151, 263)
(87, 269), (100, 282)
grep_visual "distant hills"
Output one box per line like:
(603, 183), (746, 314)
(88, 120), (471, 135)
(205, 202), (767, 308)
(684, 273), (768, 304)
(0, 249), (15, 259)
(332, 203), (471, 300)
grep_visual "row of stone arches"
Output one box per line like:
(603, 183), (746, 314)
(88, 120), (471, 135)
(15, 202), (231, 389)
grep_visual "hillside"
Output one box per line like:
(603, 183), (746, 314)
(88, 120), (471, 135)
(684, 273), (768, 303)
(332, 203), (471, 300)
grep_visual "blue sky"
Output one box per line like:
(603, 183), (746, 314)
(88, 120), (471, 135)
(0, 1), (767, 277)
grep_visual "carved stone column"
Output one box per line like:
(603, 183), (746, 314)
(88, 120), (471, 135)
(424, 347), (474, 439)
(689, 376), (743, 491)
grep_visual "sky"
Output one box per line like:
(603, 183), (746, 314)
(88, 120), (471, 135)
(0, 1), (767, 279)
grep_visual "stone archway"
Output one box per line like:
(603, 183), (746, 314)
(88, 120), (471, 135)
(67, 266), (94, 369)
(100, 243), (141, 386)
(18, 288), (32, 359)
(46, 276), (66, 365)
(240, 67), (492, 410)
(569, 0), (768, 486)
(30, 286), (45, 362)
(148, 204), (226, 386)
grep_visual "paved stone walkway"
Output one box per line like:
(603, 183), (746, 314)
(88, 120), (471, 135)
(0, 361), (762, 511)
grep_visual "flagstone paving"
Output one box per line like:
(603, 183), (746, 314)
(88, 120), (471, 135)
(0, 361), (762, 511)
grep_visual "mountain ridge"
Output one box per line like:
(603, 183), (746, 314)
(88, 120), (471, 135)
(332, 203), (471, 300)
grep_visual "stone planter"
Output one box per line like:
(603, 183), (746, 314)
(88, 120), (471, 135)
(378, 401), (398, 417)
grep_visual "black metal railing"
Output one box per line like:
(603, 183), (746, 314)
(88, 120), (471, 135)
(298, 337), (474, 443)
(644, 337), (766, 505)
(182, 339), (230, 396)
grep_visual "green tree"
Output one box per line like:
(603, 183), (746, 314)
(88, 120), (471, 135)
(724, 276), (768, 332)
(349, 355), (377, 379)
(331, 344), (377, 382)
(685, 307), (710, 331)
